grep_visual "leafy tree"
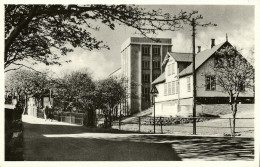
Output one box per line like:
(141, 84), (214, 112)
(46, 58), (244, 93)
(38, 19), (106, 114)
(5, 4), (201, 71)
(95, 76), (129, 128)
(214, 46), (254, 135)
(5, 69), (50, 113)
(53, 71), (96, 126)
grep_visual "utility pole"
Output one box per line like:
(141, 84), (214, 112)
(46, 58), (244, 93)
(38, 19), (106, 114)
(192, 18), (196, 135)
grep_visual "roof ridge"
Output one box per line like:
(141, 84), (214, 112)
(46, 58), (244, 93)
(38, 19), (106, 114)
(169, 52), (192, 54)
(197, 42), (226, 54)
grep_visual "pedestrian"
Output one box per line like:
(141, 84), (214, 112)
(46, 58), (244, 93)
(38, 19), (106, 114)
(44, 106), (50, 121)
(49, 105), (54, 122)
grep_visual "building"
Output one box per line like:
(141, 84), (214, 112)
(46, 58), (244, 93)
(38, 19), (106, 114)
(120, 37), (172, 115)
(152, 39), (254, 117)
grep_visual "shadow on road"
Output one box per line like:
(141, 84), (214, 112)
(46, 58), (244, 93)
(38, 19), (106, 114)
(22, 118), (254, 161)
(23, 122), (181, 161)
(122, 135), (254, 161)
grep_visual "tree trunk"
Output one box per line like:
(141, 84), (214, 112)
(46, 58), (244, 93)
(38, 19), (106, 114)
(23, 94), (28, 115)
(109, 108), (112, 128)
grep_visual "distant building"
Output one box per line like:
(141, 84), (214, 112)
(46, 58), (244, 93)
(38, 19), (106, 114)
(120, 37), (172, 115)
(152, 39), (254, 117)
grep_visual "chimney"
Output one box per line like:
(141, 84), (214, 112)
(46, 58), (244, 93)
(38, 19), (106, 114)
(211, 39), (215, 48)
(197, 46), (201, 53)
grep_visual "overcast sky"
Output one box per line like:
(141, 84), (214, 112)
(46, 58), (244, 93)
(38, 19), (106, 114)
(38, 5), (254, 80)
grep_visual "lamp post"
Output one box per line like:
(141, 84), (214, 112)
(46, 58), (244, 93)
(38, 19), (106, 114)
(150, 85), (158, 134)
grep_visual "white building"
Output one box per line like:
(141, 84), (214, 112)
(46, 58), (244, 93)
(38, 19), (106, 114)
(152, 39), (254, 117)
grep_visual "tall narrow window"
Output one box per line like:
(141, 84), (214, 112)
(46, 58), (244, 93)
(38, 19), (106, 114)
(142, 87), (150, 101)
(168, 82), (171, 95)
(164, 83), (167, 96)
(152, 61), (160, 69)
(142, 46), (150, 56)
(172, 63), (175, 74)
(187, 77), (191, 92)
(142, 61), (150, 69)
(152, 46), (160, 57)
(142, 74), (150, 83)
(168, 64), (171, 76)
(176, 81), (179, 94)
(172, 81), (175, 95)
(205, 76), (216, 91)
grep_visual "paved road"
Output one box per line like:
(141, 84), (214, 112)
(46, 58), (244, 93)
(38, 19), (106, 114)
(22, 115), (180, 161)
(22, 115), (254, 161)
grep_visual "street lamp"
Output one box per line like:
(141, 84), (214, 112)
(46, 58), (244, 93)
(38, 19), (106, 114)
(150, 85), (158, 134)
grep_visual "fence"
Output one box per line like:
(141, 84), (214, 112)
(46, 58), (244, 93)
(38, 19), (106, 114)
(112, 116), (254, 137)
(35, 111), (254, 136)
(37, 112), (84, 125)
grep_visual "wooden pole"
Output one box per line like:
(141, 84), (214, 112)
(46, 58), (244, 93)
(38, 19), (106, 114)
(160, 117), (163, 134)
(192, 18), (197, 135)
(153, 95), (156, 134)
(139, 117), (141, 132)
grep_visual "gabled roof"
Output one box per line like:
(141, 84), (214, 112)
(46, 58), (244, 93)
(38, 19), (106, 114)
(168, 52), (193, 62)
(152, 72), (165, 85)
(179, 41), (228, 77)
(162, 52), (192, 67)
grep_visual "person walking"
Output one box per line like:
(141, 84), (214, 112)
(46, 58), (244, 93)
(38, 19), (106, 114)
(43, 106), (49, 121)
(49, 105), (54, 122)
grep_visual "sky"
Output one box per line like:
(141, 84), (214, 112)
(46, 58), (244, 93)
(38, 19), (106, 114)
(12, 5), (256, 80)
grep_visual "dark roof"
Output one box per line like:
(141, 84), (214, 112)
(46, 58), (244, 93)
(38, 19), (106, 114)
(168, 52), (193, 62)
(152, 72), (165, 85)
(179, 42), (226, 77)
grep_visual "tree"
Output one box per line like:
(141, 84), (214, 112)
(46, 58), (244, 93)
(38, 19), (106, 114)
(95, 76), (128, 128)
(214, 46), (254, 135)
(5, 69), (50, 113)
(53, 71), (96, 126)
(5, 5), (202, 72)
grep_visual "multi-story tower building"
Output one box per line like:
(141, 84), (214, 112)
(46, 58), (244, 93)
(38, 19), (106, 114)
(121, 37), (172, 115)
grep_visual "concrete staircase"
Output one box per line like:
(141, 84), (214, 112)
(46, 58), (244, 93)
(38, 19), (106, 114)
(121, 107), (153, 124)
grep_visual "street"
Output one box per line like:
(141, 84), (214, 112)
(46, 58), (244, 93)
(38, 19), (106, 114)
(22, 115), (254, 161)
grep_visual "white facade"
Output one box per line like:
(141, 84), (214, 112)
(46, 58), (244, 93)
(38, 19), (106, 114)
(153, 41), (254, 117)
(154, 55), (194, 116)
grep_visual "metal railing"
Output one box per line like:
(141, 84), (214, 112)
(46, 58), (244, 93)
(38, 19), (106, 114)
(112, 116), (254, 136)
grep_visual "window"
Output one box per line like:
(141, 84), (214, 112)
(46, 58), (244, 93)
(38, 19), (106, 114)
(176, 81), (179, 94)
(152, 46), (160, 57)
(142, 61), (150, 69)
(142, 46), (150, 56)
(164, 83), (167, 96)
(142, 74), (150, 83)
(205, 76), (216, 91)
(167, 63), (175, 75)
(142, 87), (150, 101)
(168, 82), (171, 95)
(172, 63), (175, 74)
(172, 81), (175, 95)
(152, 61), (160, 69)
(168, 64), (171, 76)
(187, 77), (191, 92)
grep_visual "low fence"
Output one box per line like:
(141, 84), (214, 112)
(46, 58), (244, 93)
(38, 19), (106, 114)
(112, 116), (254, 136)
(37, 112), (84, 125)
(35, 111), (254, 136)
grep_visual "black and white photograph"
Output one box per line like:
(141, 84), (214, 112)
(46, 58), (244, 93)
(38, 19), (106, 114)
(1, 0), (259, 166)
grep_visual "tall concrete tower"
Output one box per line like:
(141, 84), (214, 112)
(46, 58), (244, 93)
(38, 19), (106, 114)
(121, 37), (172, 115)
